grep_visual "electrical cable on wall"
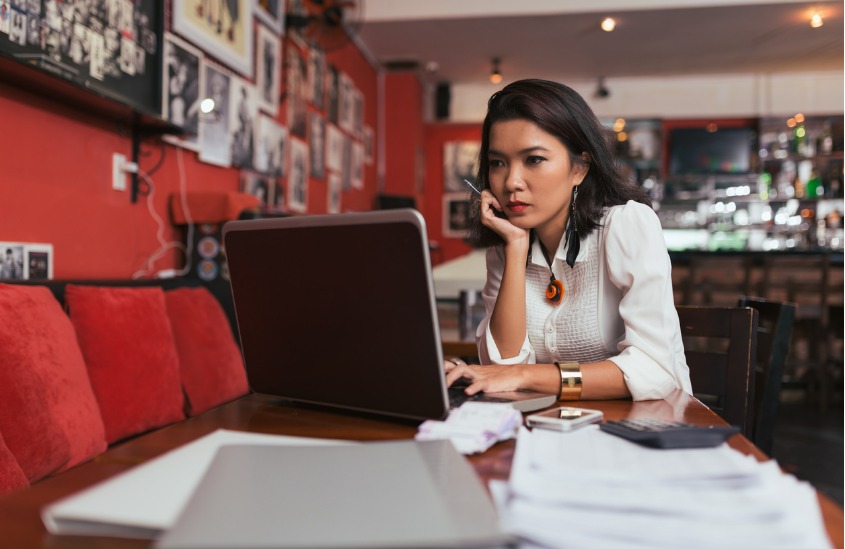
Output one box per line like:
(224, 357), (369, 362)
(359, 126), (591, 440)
(131, 147), (195, 279)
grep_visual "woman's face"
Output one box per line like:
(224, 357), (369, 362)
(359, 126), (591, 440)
(487, 118), (587, 237)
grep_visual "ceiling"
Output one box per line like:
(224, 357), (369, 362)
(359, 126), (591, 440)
(351, 1), (843, 88)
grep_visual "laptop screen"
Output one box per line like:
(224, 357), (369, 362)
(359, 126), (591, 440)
(223, 209), (449, 421)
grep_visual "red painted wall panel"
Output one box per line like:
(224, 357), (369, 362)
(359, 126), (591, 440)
(0, 33), (378, 279)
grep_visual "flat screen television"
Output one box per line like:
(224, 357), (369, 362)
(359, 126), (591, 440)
(668, 127), (757, 176)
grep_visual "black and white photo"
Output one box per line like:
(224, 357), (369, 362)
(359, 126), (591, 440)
(287, 138), (308, 212)
(309, 112), (325, 180)
(199, 62), (233, 167)
(255, 23), (280, 116)
(162, 32), (204, 150)
(229, 78), (257, 169)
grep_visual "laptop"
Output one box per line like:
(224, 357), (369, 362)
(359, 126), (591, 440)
(222, 209), (557, 421)
(156, 440), (512, 548)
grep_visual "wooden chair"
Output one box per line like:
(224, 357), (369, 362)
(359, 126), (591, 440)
(737, 296), (797, 456)
(676, 305), (759, 439)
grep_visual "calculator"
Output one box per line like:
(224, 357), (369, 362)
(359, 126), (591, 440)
(599, 418), (740, 449)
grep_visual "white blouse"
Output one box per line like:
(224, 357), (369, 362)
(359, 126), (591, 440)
(476, 200), (692, 401)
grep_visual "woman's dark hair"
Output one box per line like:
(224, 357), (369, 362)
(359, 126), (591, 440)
(467, 79), (650, 247)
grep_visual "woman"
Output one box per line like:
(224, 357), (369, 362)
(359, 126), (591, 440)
(445, 79), (691, 401)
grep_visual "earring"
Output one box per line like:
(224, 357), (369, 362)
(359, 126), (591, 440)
(565, 186), (580, 268)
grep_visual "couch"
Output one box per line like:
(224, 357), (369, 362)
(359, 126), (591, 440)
(0, 277), (249, 495)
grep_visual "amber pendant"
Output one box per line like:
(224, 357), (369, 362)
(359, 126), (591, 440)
(545, 278), (564, 306)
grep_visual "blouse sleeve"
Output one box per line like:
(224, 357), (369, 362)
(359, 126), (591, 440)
(475, 246), (535, 365)
(603, 201), (690, 400)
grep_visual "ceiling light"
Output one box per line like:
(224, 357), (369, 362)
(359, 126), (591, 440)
(601, 17), (616, 32)
(810, 11), (823, 28)
(489, 58), (503, 84)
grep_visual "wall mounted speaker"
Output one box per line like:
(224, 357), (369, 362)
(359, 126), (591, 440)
(435, 82), (451, 120)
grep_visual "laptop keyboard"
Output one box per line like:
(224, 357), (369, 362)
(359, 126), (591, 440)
(448, 387), (512, 408)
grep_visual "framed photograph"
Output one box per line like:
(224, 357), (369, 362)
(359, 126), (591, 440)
(363, 126), (373, 165)
(254, 0), (285, 33)
(199, 61), (233, 167)
(286, 47), (307, 137)
(326, 64), (339, 124)
(255, 23), (281, 116)
(442, 193), (471, 238)
(240, 170), (273, 207)
(327, 171), (341, 214)
(25, 244), (53, 280)
(229, 78), (258, 169)
(162, 32), (204, 151)
(287, 138), (309, 212)
(172, 0), (253, 78)
(351, 140), (363, 190)
(326, 124), (343, 173)
(309, 112), (326, 180)
(443, 141), (481, 193)
(308, 46), (326, 110)
(255, 114), (287, 177)
(0, 243), (25, 280)
(338, 72), (354, 133)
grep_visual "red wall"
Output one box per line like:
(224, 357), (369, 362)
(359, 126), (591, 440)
(0, 31), (378, 279)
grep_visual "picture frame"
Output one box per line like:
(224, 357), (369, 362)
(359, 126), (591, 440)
(162, 32), (204, 151)
(172, 0), (253, 78)
(442, 193), (471, 238)
(443, 141), (481, 193)
(255, 23), (281, 116)
(199, 60), (234, 167)
(287, 138), (309, 212)
(254, 0), (285, 33)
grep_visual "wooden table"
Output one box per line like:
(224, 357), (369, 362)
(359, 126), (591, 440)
(0, 391), (841, 548)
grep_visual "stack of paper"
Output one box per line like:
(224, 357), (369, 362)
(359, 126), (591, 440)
(416, 402), (522, 454)
(491, 426), (832, 549)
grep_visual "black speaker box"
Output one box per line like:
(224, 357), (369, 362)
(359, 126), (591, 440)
(435, 82), (451, 120)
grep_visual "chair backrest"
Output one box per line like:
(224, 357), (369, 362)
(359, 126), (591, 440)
(676, 305), (759, 438)
(737, 296), (796, 456)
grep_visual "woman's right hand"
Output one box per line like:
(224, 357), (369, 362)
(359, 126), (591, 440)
(479, 190), (528, 245)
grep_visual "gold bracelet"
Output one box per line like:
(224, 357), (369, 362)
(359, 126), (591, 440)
(555, 362), (582, 400)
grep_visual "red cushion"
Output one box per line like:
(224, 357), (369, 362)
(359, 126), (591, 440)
(165, 287), (249, 415)
(0, 431), (28, 495)
(0, 284), (106, 482)
(66, 286), (185, 444)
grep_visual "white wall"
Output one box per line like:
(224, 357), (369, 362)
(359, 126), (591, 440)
(445, 71), (844, 122)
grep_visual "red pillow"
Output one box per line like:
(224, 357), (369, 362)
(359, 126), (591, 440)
(165, 287), (249, 415)
(0, 431), (28, 495)
(0, 284), (106, 482)
(66, 286), (185, 444)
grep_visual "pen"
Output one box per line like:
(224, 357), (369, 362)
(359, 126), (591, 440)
(464, 179), (482, 195)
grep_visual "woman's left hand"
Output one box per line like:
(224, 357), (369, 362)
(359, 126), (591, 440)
(444, 363), (530, 395)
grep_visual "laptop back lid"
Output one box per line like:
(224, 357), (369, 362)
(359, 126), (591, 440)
(222, 209), (449, 421)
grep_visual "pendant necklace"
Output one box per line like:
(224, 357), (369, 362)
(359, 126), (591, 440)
(538, 239), (564, 306)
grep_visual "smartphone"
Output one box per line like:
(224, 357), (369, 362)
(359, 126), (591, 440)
(526, 407), (604, 432)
